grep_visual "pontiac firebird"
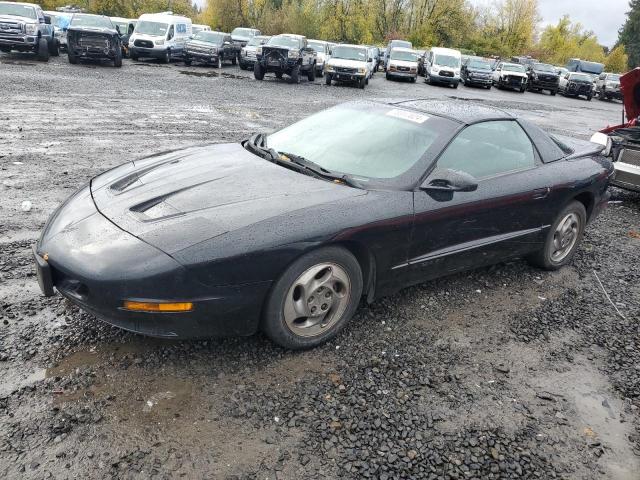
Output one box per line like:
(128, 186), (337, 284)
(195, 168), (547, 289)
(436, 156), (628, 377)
(34, 100), (612, 349)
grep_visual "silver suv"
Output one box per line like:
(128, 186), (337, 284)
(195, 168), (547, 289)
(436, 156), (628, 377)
(596, 72), (622, 102)
(0, 1), (58, 61)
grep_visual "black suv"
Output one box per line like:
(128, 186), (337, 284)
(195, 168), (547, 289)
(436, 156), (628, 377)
(254, 34), (316, 83)
(184, 31), (236, 68)
(67, 13), (122, 67)
(461, 56), (493, 88)
(526, 63), (560, 95)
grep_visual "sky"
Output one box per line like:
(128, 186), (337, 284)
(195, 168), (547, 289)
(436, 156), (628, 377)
(470, 0), (629, 48)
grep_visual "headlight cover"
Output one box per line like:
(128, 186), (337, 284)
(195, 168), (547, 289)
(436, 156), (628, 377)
(25, 24), (36, 35)
(288, 50), (299, 58)
(256, 46), (262, 55)
(155, 39), (165, 45)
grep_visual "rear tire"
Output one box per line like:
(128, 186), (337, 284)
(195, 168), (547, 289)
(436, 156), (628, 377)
(37, 38), (50, 62)
(254, 62), (264, 80)
(262, 246), (363, 350)
(528, 201), (586, 271)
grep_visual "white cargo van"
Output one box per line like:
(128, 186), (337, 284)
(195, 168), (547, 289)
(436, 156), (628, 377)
(424, 47), (462, 88)
(129, 12), (192, 63)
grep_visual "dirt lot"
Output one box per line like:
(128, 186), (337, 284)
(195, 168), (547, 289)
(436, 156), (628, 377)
(1, 54), (639, 480)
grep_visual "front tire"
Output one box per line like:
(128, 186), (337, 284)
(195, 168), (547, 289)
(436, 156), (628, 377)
(528, 201), (586, 271)
(216, 56), (222, 69)
(307, 63), (316, 81)
(67, 49), (77, 64)
(162, 49), (170, 64)
(325, 73), (332, 85)
(49, 38), (59, 56)
(262, 246), (363, 350)
(254, 62), (264, 80)
(290, 64), (300, 84)
(114, 47), (122, 68)
(37, 37), (50, 61)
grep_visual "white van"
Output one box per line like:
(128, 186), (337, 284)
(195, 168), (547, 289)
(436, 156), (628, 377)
(191, 24), (211, 34)
(424, 47), (462, 88)
(129, 12), (192, 63)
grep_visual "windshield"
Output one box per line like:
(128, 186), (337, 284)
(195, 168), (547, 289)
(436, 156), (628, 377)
(70, 14), (113, 29)
(608, 74), (621, 81)
(569, 73), (592, 81)
(112, 21), (129, 34)
(266, 103), (448, 180)
(502, 64), (525, 73)
(248, 35), (267, 46)
(435, 54), (460, 68)
(268, 36), (299, 48)
(532, 63), (556, 73)
(390, 50), (418, 62)
(467, 59), (491, 70)
(390, 40), (411, 49)
(307, 41), (326, 53)
(193, 31), (224, 43)
(331, 46), (367, 62)
(135, 20), (168, 37)
(231, 27), (254, 38)
(0, 3), (36, 18)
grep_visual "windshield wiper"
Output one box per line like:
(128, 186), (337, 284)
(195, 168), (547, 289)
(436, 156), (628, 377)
(276, 151), (365, 189)
(242, 134), (364, 188)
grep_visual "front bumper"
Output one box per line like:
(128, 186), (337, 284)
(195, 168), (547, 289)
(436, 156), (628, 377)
(611, 161), (640, 192)
(0, 35), (37, 49)
(328, 70), (366, 82)
(34, 185), (270, 338)
(185, 50), (219, 63)
(257, 56), (297, 71)
(70, 46), (115, 60)
(429, 73), (459, 84)
(529, 79), (558, 90)
(602, 89), (623, 100)
(465, 75), (492, 86)
(130, 46), (167, 59)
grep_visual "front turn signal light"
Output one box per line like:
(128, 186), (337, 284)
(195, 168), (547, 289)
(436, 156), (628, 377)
(123, 301), (193, 312)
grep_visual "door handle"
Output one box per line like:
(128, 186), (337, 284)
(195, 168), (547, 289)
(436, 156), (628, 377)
(532, 187), (550, 200)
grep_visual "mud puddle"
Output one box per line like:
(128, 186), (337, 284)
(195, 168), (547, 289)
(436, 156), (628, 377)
(179, 69), (247, 80)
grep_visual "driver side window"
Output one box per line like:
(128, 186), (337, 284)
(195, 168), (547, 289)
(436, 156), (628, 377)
(167, 25), (174, 40)
(436, 121), (535, 179)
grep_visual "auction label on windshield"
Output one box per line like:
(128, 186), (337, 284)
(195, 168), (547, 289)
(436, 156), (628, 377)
(386, 109), (429, 124)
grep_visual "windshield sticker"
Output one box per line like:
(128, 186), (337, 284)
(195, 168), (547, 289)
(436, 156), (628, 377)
(386, 109), (429, 124)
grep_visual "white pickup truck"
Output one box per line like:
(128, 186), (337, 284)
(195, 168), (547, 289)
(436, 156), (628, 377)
(0, 1), (59, 61)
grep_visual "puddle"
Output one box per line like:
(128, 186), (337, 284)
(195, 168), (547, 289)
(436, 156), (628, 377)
(179, 70), (246, 80)
(535, 359), (639, 480)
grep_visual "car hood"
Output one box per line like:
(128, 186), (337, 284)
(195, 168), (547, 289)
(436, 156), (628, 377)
(0, 14), (35, 24)
(90, 143), (366, 255)
(467, 68), (492, 75)
(501, 71), (527, 78)
(328, 58), (366, 68)
(389, 60), (417, 68)
(187, 39), (219, 48)
(621, 68), (640, 121)
(68, 26), (118, 35)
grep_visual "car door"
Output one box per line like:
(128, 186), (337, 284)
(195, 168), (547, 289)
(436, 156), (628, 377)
(403, 119), (553, 285)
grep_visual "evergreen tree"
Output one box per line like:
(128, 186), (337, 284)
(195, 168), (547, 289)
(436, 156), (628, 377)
(619, 0), (640, 68)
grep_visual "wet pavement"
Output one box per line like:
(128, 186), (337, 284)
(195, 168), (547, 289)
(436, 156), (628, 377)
(0, 53), (639, 479)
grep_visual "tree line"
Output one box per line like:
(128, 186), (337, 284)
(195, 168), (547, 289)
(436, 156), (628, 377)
(35, 0), (633, 72)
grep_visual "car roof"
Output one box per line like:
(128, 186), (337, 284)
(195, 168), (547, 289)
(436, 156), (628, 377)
(276, 33), (305, 39)
(430, 47), (460, 55)
(500, 62), (522, 67)
(385, 99), (513, 125)
(335, 43), (366, 49)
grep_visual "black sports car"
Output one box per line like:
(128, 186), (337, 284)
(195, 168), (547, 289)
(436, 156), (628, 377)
(34, 100), (613, 349)
(67, 13), (122, 67)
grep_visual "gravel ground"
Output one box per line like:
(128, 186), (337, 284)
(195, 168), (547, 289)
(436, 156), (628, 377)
(0, 53), (638, 480)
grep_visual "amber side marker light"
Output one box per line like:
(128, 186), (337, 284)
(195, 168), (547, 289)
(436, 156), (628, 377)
(123, 301), (194, 313)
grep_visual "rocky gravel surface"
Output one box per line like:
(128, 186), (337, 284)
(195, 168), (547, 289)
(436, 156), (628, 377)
(0, 53), (638, 479)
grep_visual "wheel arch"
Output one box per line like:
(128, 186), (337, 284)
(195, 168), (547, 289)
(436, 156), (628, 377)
(572, 191), (594, 221)
(330, 240), (376, 303)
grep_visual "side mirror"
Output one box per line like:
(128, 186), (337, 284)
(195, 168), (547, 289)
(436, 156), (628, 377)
(590, 132), (612, 156)
(421, 169), (478, 193)
(115, 25), (121, 35)
(42, 17), (49, 24)
(368, 57), (373, 62)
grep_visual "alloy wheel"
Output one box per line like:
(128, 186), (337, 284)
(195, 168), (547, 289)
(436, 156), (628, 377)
(551, 212), (580, 262)
(283, 262), (351, 337)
